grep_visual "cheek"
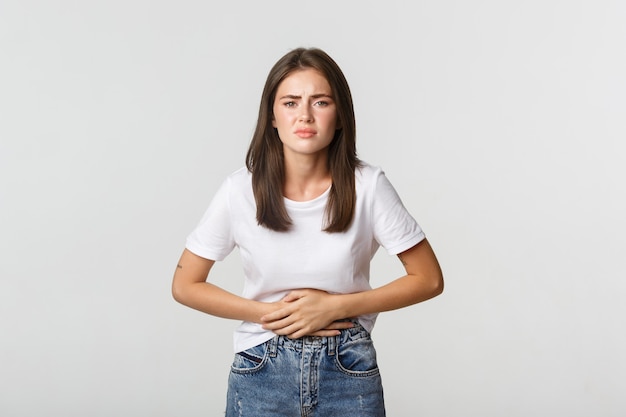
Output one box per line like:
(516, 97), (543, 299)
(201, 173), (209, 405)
(322, 112), (338, 130)
(272, 108), (289, 128)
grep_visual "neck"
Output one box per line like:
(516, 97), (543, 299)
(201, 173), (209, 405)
(282, 151), (331, 201)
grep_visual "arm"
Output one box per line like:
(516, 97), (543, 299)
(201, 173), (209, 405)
(261, 239), (443, 338)
(172, 248), (269, 323)
(337, 238), (443, 316)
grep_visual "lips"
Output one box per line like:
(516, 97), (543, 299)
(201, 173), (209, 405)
(295, 128), (317, 138)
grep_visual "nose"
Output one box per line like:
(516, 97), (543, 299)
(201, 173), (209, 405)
(299, 106), (313, 122)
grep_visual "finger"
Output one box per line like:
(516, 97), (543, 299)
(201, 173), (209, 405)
(281, 291), (303, 303)
(304, 329), (342, 337)
(272, 322), (304, 337)
(324, 321), (355, 330)
(261, 317), (292, 330)
(260, 308), (291, 323)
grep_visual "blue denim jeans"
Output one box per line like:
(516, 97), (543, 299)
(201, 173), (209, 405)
(226, 321), (386, 416)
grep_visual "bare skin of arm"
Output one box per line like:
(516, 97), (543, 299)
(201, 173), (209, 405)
(171, 249), (353, 336)
(260, 239), (444, 339)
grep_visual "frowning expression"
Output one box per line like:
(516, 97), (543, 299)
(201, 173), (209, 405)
(272, 68), (338, 159)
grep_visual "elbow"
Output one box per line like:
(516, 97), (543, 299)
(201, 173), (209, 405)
(425, 273), (444, 300)
(407, 273), (444, 305)
(433, 275), (444, 297)
(171, 280), (188, 305)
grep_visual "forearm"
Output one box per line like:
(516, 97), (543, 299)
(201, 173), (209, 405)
(173, 279), (269, 324)
(334, 273), (443, 319)
(172, 248), (277, 323)
(334, 239), (445, 318)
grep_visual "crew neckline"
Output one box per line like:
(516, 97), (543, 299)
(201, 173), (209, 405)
(283, 185), (331, 208)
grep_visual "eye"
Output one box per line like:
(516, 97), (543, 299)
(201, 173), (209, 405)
(284, 101), (296, 108)
(314, 100), (329, 107)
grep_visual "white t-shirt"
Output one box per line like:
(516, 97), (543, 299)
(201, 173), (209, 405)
(186, 162), (425, 352)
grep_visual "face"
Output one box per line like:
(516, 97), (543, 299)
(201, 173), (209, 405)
(272, 68), (338, 159)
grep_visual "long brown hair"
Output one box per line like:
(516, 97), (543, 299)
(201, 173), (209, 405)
(246, 47), (360, 232)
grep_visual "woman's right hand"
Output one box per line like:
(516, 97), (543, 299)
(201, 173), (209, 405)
(260, 289), (354, 338)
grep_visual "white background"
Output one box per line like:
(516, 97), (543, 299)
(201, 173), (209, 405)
(1, 1), (625, 416)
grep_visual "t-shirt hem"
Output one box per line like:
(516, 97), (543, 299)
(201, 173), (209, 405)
(184, 243), (227, 262)
(386, 232), (426, 256)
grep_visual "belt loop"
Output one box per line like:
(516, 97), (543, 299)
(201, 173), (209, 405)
(267, 335), (278, 358)
(328, 334), (337, 356)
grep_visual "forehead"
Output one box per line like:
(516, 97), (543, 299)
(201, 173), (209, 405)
(276, 68), (331, 93)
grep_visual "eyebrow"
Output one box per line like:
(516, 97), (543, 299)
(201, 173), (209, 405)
(278, 93), (334, 100)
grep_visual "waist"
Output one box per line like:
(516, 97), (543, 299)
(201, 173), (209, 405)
(233, 315), (378, 353)
(273, 320), (370, 350)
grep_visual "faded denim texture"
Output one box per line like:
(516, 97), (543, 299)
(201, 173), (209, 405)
(226, 321), (386, 416)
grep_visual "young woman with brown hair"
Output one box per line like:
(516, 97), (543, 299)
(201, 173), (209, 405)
(172, 47), (443, 416)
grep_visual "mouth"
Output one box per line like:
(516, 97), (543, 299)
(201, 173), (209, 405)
(295, 128), (317, 138)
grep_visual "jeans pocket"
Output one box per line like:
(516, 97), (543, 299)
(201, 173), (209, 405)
(335, 334), (380, 377)
(231, 341), (268, 374)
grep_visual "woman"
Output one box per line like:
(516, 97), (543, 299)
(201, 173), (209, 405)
(172, 47), (443, 416)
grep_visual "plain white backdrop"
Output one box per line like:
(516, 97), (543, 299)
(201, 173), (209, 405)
(1, 1), (625, 416)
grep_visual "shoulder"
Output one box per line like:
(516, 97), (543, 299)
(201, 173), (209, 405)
(227, 166), (251, 180)
(355, 160), (384, 184)
(356, 160), (389, 193)
(356, 161), (404, 204)
(223, 166), (252, 188)
(208, 167), (252, 203)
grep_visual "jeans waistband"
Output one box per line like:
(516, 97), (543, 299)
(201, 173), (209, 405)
(266, 319), (369, 357)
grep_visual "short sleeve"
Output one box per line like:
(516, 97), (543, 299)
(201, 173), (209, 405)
(371, 171), (425, 255)
(185, 177), (236, 261)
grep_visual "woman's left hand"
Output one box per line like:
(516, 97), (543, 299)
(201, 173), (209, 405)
(260, 289), (353, 338)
